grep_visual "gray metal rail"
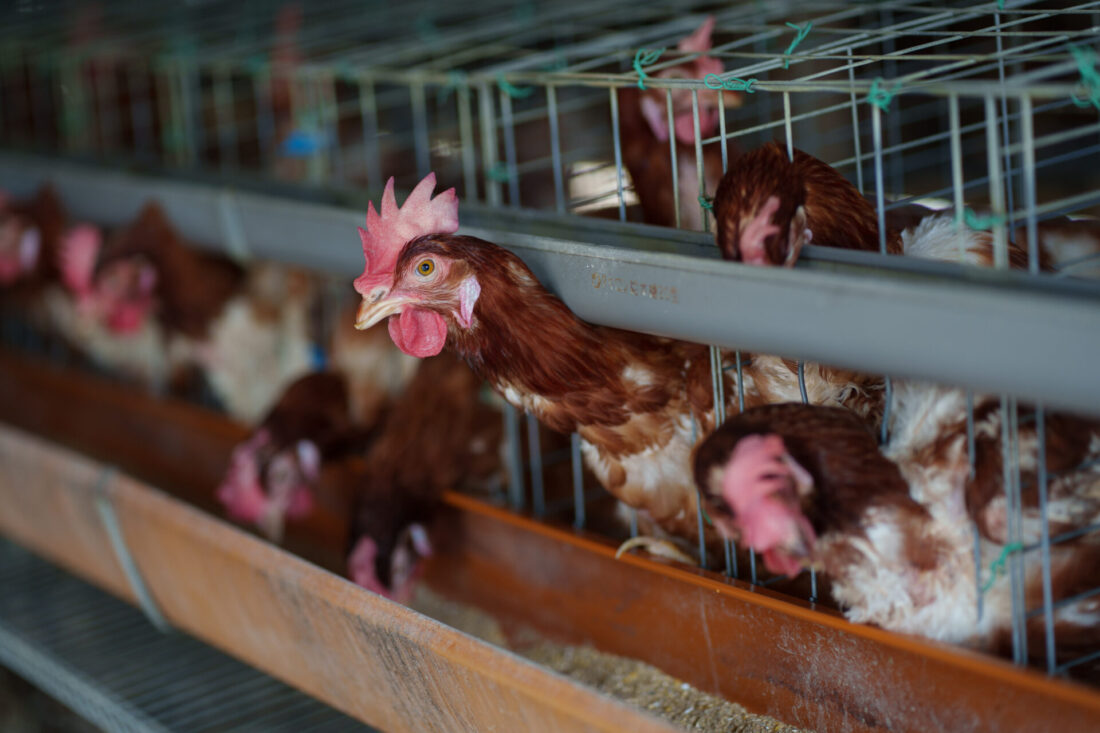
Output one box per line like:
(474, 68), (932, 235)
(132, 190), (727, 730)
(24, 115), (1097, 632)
(2, 152), (1097, 417)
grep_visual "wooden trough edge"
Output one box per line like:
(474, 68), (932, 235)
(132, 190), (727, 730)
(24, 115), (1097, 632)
(2, 348), (1100, 732)
(0, 423), (679, 733)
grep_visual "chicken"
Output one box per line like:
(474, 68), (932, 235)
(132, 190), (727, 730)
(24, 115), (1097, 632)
(714, 141), (1100, 272)
(48, 202), (315, 418)
(617, 16), (738, 231)
(349, 173), (885, 562)
(694, 394), (1100, 665)
(0, 187), (67, 291)
(217, 370), (375, 541)
(347, 351), (502, 602)
(217, 305), (417, 539)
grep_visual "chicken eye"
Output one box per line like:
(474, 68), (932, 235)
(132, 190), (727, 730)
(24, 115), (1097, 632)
(416, 259), (435, 277)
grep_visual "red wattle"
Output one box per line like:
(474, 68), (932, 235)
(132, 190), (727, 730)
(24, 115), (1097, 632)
(388, 308), (447, 358)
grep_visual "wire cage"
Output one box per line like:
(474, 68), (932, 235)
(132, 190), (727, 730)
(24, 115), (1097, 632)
(2, 0), (1100, 702)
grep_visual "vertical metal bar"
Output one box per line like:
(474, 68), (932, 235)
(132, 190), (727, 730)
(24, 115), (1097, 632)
(547, 85), (566, 214)
(666, 89), (680, 228)
(1001, 395), (1026, 666)
(411, 81), (430, 179)
(503, 403), (525, 512)
(734, 349), (757, 583)
(457, 82), (478, 201)
(709, 345), (733, 576)
(129, 62), (154, 162)
(696, 487), (707, 568)
(499, 87), (521, 207)
(795, 359), (816, 598)
(214, 66), (237, 172)
(629, 509), (639, 539)
(1035, 406), (1056, 673)
(871, 104), (887, 256)
(949, 93), (966, 261)
(180, 62), (200, 168)
(880, 5), (903, 197)
(571, 432), (585, 529)
(718, 89), (728, 174)
(479, 81), (501, 207)
(847, 47), (864, 194)
(526, 413), (544, 519)
(609, 87), (626, 221)
(29, 56), (48, 151)
(783, 91), (794, 161)
(254, 67), (275, 172)
(358, 78), (383, 190)
(692, 90), (708, 233)
(1020, 94), (1039, 274)
(325, 72), (343, 184)
(985, 93), (1008, 269)
(95, 57), (117, 156)
(994, 9), (1016, 240)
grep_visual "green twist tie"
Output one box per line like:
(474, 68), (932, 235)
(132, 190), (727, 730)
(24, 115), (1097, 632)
(496, 75), (534, 99)
(867, 77), (903, 112)
(437, 70), (468, 104)
(698, 196), (714, 211)
(487, 163), (512, 182)
(980, 541), (1023, 594)
(245, 53), (268, 74)
(1070, 45), (1100, 111)
(783, 22), (813, 70)
(633, 48), (664, 90)
(703, 73), (757, 93)
(962, 207), (1006, 230)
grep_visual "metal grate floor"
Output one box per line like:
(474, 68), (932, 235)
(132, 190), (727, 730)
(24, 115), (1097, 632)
(0, 537), (376, 733)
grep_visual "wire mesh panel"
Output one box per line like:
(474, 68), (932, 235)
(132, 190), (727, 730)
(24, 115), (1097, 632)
(1, 0), (1100, 691)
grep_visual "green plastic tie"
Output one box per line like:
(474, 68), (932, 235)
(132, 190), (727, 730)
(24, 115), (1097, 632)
(496, 75), (534, 99)
(962, 207), (1006, 230)
(1070, 45), (1100, 111)
(703, 73), (757, 93)
(633, 47), (665, 90)
(437, 70), (468, 104)
(487, 162), (512, 182)
(867, 77), (903, 112)
(980, 541), (1023, 594)
(698, 195), (714, 211)
(783, 22), (813, 70)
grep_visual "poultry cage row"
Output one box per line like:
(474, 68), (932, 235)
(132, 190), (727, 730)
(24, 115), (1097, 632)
(1, 0), (1100, 729)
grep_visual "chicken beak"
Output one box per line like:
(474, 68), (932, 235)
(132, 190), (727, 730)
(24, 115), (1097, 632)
(355, 293), (412, 331)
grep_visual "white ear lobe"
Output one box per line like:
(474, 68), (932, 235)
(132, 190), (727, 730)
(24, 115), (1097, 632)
(296, 440), (321, 481)
(408, 523), (433, 557)
(138, 263), (158, 294)
(783, 206), (809, 267)
(456, 275), (480, 329)
(19, 227), (40, 270)
(639, 95), (670, 142)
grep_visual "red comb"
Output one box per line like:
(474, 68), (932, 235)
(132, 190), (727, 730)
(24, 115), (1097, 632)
(58, 225), (102, 297)
(679, 16), (715, 54)
(679, 16), (723, 79)
(353, 173), (458, 298)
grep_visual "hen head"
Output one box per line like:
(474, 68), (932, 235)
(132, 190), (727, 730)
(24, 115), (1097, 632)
(353, 172), (491, 359)
(637, 16), (738, 145)
(699, 432), (817, 577)
(356, 234), (489, 358)
(0, 207), (41, 286)
(713, 143), (812, 266)
(347, 521), (433, 604)
(216, 428), (318, 541)
(58, 223), (157, 334)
